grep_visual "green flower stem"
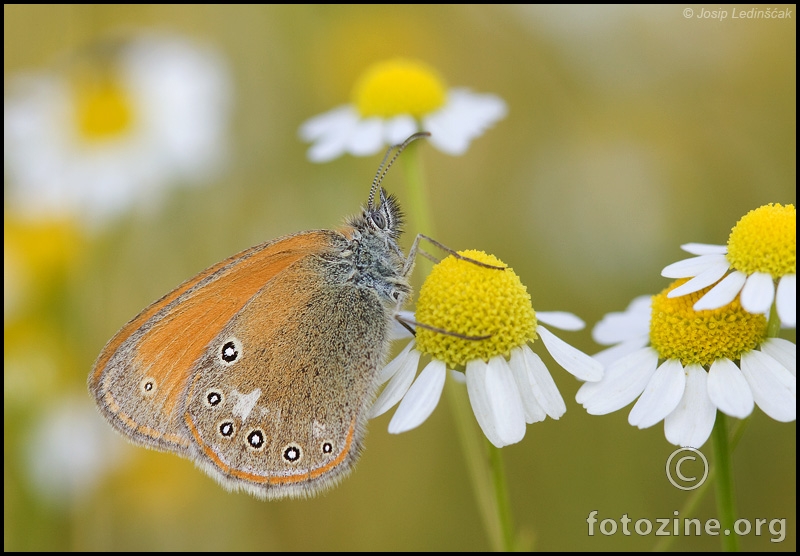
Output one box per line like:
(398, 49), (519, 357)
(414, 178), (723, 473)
(712, 411), (739, 552)
(401, 145), (517, 551)
(653, 417), (749, 552)
(446, 379), (508, 551)
(766, 300), (782, 338)
(400, 141), (433, 241)
(487, 438), (517, 551)
(691, 300), (784, 552)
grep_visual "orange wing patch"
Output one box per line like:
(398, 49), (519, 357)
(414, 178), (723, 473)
(90, 231), (338, 445)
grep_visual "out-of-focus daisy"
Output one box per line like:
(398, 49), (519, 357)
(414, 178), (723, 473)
(4, 32), (232, 226)
(299, 58), (507, 162)
(25, 397), (127, 506)
(370, 250), (603, 448)
(661, 203), (796, 328)
(577, 280), (796, 449)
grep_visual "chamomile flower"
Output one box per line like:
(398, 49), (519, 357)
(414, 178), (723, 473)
(370, 250), (603, 448)
(661, 204), (796, 328)
(299, 58), (507, 162)
(577, 280), (796, 449)
(4, 32), (232, 226)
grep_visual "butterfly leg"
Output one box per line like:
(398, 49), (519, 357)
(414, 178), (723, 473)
(395, 233), (504, 341)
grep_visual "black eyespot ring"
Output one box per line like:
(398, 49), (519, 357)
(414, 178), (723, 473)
(322, 442), (333, 454)
(219, 338), (242, 365)
(247, 430), (265, 449)
(283, 444), (302, 463)
(206, 390), (224, 407)
(219, 421), (235, 437)
(140, 377), (157, 397)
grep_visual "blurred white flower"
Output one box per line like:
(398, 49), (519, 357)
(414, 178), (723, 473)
(25, 397), (127, 505)
(4, 32), (233, 226)
(300, 58), (506, 162)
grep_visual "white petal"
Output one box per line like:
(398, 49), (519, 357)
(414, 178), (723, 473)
(449, 369), (467, 383)
(664, 364), (716, 449)
(760, 338), (796, 376)
(680, 243), (728, 256)
(423, 89), (507, 155)
(377, 340), (416, 384)
(346, 117), (385, 157)
(740, 272), (776, 315)
(509, 347), (547, 423)
(300, 106), (359, 163)
(577, 347), (658, 413)
(388, 360), (447, 433)
(306, 131), (353, 163)
(521, 346), (566, 419)
(707, 358), (754, 418)
(776, 274), (796, 328)
(383, 115), (418, 145)
(740, 349), (796, 422)
(466, 359), (502, 447)
(592, 335), (650, 368)
(662, 254), (728, 279)
(390, 316), (415, 340)
(693, 271), (747, 311)
(666, 258), (731, 297)
(537, 325), (603, 381)
(592, 296), (651, 345)
(395, 310), (416, 326)
(628, 359), (686, 429)
(536, 311), (585, 331)
(484, 356), (526, 446)
(299, 105), (354, 140)
(370, 343), (420, 418)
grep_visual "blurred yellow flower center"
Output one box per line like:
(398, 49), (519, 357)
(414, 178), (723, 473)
(415, 250), (537, 368)
(726, 203), (796, 277)
(352, 59), (447, 118)
(650, 279), (767, 367)
(73, 72), (135, 141)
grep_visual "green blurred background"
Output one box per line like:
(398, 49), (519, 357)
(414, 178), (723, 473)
(4, 5), (795, 551)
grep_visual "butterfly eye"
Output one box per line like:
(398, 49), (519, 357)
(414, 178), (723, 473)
(370, 211), (386, 230)
(219, 338), (243, 366)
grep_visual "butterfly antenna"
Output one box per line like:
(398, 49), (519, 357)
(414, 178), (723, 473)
(368, 131), (430, 208)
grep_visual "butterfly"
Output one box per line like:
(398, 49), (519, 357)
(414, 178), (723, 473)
(89, 133), (431, 499)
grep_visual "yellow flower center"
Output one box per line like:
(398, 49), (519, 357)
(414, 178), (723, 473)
(352, 58), (447, 118)
(726, 203), (796, 277)
(650, 279), (767, 367)
(414, 250), (537, 368)
(72, 70), (135, 142)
